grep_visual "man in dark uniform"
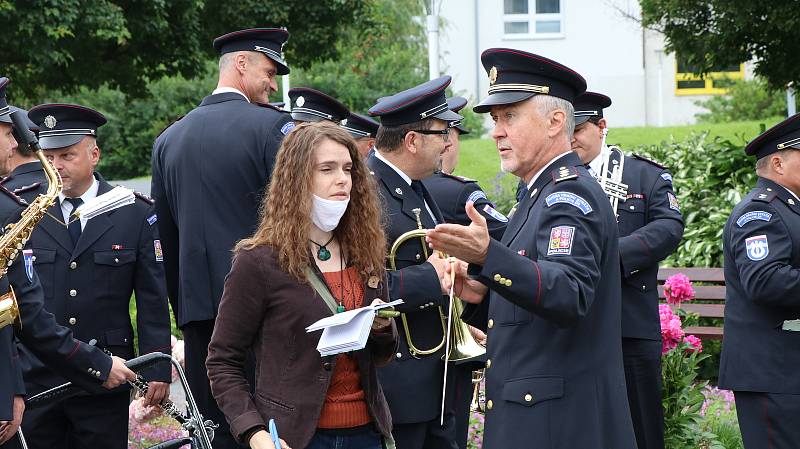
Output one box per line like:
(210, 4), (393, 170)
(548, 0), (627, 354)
(367, 76), (462, 449)
(0, 107), (40, 181)
(342, 112), (379, 158)
(14, 104), (172, 449)
(426, 49), (637, 449)
(719, 113), (800, 449)
(151, 27), (293, 449)
(288, 87), (349, 124)
(0, 81), (134, 449)
(571, 91), (684, 449)
(422, 96), (503, 449)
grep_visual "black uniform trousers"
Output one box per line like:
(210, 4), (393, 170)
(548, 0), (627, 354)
(22, 391), (129, 449)
(735, 391), (800, 449)
(622, 338), (664, 449)
(183, 320), (240, 449)
(452, 366), (473, 449)
(392, 412), (458, 449)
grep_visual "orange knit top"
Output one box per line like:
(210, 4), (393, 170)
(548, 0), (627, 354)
(318, 267), (372, 429)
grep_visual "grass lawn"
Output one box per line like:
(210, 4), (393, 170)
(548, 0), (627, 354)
(454, 117), (783, 192)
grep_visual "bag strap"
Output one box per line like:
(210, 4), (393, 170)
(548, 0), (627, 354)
(304, 266), (338, 314)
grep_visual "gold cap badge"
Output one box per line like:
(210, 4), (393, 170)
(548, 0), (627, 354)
(489, 66), (498, 85)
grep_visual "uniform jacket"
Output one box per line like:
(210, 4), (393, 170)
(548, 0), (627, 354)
(1, 161), (49, 201)
(368, 154), (452, 424)
(18, 173), (171, 394)
(0, 187), (110, 420)
(615, 154), (684, 340)
(463, 151), (637, 449)
(151, 92), (292, 326)
(206, 245), (397, 448)
(719, 177), (800, 394)
(423, 171), (508, 241)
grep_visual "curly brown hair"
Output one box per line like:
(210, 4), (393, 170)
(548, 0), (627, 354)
(237, 122), (387, 282)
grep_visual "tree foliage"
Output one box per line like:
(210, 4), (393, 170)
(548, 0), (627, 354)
(639, 0), (800, 90)
(695, 78), (794, 123)
(0, 0), (372, 100)
(292, 0), (427, 113)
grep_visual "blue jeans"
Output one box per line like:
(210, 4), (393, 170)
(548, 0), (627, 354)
(305, 427), (383, 449)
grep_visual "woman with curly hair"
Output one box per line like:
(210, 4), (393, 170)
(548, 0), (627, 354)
(207, 122), (398, 449)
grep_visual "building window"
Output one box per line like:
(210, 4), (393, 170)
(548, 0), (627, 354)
(503, 0), (563, 39)
(675, 56), (744, 96)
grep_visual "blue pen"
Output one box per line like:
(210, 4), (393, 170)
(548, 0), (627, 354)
(269, 418), (282, 449)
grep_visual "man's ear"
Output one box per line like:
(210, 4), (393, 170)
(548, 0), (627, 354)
(403, 131), (418, 155)
(597, 118), (608, 134)
(548, 109), (566, 138)
(234, 53), (248, 75)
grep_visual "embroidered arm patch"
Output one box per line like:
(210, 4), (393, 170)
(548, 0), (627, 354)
(667, 192), (680, 212)
(745, 235), (769, 261)
(482, 204), (508, 223)
(467, 190), (487, 203)
(545, 192), (593, 214)
(736, 211), (772, 227)
(547, 226), (575, 256)
(661, 173), (673, 183)
(147, 214), (157, 225)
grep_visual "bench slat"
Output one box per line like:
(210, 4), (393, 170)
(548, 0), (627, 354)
(658, 267), (725, 282)
(658, 285), (726, 301)
(684, 325), (724, 340)
(669, 303), (725, 318)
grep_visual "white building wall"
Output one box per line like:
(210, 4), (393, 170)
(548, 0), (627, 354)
(437, 0), (732, 128)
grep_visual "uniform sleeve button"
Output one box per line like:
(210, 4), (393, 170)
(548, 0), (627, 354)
(87, 367), (93, 373)
(505, 279), (513, 287)
(487, 319), (494, 329)
(486, 399), (493, 410)
(69, 289), (77, 297)
(642, 285), (646, 291)
(524, 393), (533, 402)
(396, 352), (402, 359)
(31, 256), (37, 262)
(68, 317), (77, 325)
(493, 274), (501, 282)
(95, 371), (101, 377)
(69, 261), (77, 269)
(114, 258), (119, 264)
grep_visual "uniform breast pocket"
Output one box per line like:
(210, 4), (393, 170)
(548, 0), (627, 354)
(93, 250), (136, 297)
(618, 198), (646, 233)
(31, 248), (57, 299)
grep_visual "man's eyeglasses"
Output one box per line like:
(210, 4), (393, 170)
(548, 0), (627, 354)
(408, 129), (450, 142)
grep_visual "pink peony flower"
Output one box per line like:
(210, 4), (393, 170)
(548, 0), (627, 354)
(171, 339), (185, 383)
(684, 335), (702, 353)
(664, 273), (695, 305)
(659, 304), (685, 355)
(129, 397), (160, 423)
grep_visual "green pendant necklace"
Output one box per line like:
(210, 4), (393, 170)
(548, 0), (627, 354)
(310, 234), (335, 261)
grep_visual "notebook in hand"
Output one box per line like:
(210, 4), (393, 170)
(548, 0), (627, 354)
(306, 299), (403, 356)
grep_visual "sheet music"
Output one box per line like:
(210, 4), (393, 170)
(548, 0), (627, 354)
(306, 299), (403, 356)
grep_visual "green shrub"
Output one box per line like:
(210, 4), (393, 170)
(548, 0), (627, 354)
(695, 78), (794, 124)
(634, 132), (757, 267)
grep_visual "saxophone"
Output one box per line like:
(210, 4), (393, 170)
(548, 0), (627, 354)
(0, 111), (62, 330)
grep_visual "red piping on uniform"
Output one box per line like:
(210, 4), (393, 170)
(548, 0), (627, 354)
(632, 235), (651, 257)
(65, 342), (81, 361)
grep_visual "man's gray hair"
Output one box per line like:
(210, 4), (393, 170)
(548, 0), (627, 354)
(532, 95), (575, 140)
(756, 149), (794, 175)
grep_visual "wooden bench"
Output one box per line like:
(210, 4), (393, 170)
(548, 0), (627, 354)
(657, 267), (725, 340)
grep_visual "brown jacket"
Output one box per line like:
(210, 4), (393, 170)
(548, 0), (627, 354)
(206, 245), (397, 448)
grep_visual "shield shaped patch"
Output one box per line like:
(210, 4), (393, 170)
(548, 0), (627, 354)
(745, 235), (769, 261)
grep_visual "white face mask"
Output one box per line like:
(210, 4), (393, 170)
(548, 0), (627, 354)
(311, 194), (350, 232)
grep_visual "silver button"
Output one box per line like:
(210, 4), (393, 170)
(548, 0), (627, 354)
(31, 255), (37, 262)
(69, 261), (77, 269)
(114, 258), (119, 264)
(94, 371), (101, 377)
(629, 205), (635, 210)
(68, 317), (77, 325)
(642, 285), (646, 291)
(87, 367), (93, 373)
(69, 289), (77, 297)
(396, 352), (402, 358)
(415, 254), (421, 261)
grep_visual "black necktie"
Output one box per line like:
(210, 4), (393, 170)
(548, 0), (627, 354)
(410, 180), (426, 202)
(65, 197), (83, 247)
